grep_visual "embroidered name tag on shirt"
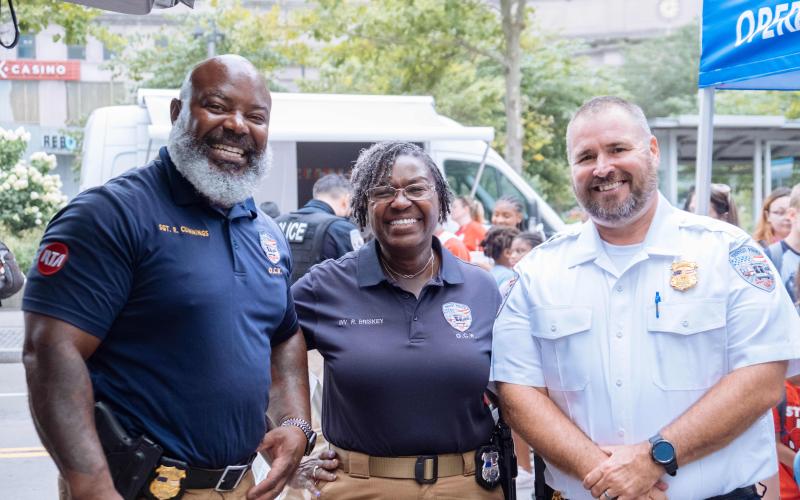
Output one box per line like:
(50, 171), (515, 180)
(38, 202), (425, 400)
(157, 224), (209, 237)
(337, 318), (385, 326)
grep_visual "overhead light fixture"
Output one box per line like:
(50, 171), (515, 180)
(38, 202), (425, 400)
(61, 0), (195, 15)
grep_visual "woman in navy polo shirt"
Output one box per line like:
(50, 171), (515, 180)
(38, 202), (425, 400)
(290, 142), (503, 499)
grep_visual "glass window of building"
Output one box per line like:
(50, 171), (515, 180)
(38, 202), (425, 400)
(67, 44), (86, 60)
(17, 34), (36, 59)
(444, 159), (529, 223)
(103, 44), (115, 60)
(10, 82), (40, 123)
(66, 82), (127, 122)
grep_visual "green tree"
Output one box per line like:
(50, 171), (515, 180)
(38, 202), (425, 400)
(298, 0), (617, 212)
(108, 1), (301, 89)
(619, 21), (800, 119)
(11, 1), (100, 44)
(619, 23), (700, 118)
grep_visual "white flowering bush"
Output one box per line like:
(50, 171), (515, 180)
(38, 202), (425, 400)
(0, 127), (68, 233)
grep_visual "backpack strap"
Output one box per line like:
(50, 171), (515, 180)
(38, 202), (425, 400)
(766, 241), (785, 272)
(779, 385), (789, 440)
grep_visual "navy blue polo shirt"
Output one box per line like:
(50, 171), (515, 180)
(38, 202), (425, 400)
(23, 148), (298, 468)
(292, 238), (501, 456)
(294, 199), (359, 260)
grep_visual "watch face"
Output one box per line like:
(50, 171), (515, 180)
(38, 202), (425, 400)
(652, 441), (675, 463)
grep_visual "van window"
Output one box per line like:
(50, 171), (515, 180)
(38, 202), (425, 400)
(443, 159), (529, 223)
(295, 142), (372, 206)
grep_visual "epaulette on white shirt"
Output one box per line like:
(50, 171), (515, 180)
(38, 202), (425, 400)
(535, 223), (583, 251)
(675, 210), (751, 248)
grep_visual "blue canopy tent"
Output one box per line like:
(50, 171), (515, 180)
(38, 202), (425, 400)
(697, 0), (800, 216)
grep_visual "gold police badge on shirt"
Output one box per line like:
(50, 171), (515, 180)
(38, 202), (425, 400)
(670, 260), (698, 291)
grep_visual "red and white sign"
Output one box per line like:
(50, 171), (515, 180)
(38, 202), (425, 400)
(0, 60), (81, 81)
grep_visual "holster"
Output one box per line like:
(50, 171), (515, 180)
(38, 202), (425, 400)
(95, 401), (163, 500)
(484, 391), (517, 500)
(533, 454), (558, 500)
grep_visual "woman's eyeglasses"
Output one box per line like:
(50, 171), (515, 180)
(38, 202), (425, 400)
(368, 183), (436, 203)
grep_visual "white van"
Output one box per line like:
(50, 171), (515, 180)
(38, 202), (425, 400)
(81, 90), (564, 235)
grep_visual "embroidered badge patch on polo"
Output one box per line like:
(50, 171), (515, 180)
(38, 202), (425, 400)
(729, 245), (775, 292)
(442, 302), (472, 332)
(37, 242), (69, 276)
(259, 232), (280, 264)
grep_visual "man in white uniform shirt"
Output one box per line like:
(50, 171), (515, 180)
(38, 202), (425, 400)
(491, 96), (800, 500)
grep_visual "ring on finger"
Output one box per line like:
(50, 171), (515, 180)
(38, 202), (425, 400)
(312, 465), (320, 480)
(603, 491), (617, 500)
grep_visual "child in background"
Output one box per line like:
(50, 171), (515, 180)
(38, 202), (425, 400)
(452, 195), (487, 252)
(491, 195), (525, 230)
(481, 226), (519, 287)
(509, 231), (544, 267)
(774, 381), (800, 500)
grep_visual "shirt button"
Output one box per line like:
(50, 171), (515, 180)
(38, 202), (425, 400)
(618, 429), (625, 437)
(550, 324), (557, 332)
(413, 316), (418, 321)
(616, 330), (623, 339)
(616, 379), (622, 387)
(616, 285), (623, 292)
(682, 320), (689, 327)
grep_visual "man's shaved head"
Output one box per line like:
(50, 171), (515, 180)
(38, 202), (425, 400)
(566, 96), (651, 159)
(178, 55), (270, 106)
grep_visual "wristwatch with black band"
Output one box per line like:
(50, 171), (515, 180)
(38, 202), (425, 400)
(648, 433), (678, 476)
(281, 417), (317, 456)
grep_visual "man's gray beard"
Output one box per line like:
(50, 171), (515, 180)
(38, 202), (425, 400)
(573, 160), (658, 225)
(166, 111), (271, 208)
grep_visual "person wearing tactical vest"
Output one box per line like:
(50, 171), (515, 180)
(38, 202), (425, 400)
(277, 174), (363, 283)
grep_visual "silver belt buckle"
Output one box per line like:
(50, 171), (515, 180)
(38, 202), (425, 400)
(215, 463), (249, 492)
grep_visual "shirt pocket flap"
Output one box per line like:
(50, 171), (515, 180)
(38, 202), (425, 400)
(530, 306), (592, 340)
(647, 299), (726, 335)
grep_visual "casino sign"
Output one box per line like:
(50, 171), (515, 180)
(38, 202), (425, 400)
(0, 60), (81, 81)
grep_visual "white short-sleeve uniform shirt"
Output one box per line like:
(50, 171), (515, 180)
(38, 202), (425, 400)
(491, 194), (800, 499)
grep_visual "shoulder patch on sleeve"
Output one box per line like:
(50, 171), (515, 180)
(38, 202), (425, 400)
(37, 242), (69, 276)
(497, 274), (519, 317)
(729, 245), (776, 292)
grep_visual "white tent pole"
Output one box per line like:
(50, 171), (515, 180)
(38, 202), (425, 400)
(695, 87), (715, 216)
(754, 139), (763, 223)
(764, 141), (773, 197)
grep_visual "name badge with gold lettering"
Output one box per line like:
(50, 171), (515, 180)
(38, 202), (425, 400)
(670, 260), (698, 291)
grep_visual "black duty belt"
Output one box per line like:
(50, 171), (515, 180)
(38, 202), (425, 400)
(705, 485), (759, 500)
(172, 453), (256, 491)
